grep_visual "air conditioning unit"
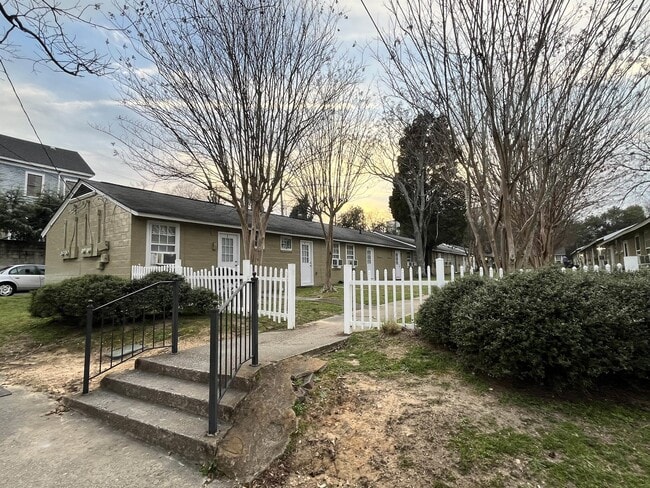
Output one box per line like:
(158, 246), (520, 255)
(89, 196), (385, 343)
(331, 258), (342, 268)
(346, 259), (358, 267)
(353, 260), (358, 267)
(153, 253), (165, 264)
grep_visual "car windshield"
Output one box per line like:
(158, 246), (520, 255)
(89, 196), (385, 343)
(0, 266), (11, 274)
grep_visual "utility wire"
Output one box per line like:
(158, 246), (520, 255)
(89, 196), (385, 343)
(0, 59), (65, 180)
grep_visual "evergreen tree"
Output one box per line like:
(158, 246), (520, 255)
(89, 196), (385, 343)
(339, 206), (366, 231)
(389, 112), (467, 267)
(289, 194), (314, 221)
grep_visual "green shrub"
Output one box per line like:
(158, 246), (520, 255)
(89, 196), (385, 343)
(183, 287), (218, 315)
(30, 271), (217, 324)
(450, 269), (650, 390)
(381, 319), (402, 336)
(417, 275), (485, 348)
(30, 275), (128, 322)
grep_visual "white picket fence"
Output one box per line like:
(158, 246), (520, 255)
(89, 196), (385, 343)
(131, 260), (296, 329)
(343, 258), (449, 334)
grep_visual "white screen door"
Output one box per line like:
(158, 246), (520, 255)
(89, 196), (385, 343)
(300, 240), (314, 286)
(218, 232), (240, 270)
(366, 247), (375, 279)
(394, 250), (402, 279)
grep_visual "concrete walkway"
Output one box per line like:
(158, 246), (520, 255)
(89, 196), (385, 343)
(0, 315), (350, 488)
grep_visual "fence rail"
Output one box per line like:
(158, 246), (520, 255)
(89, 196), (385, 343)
(132, 260), (296, 329)
(343, 259), (446, 334)
(343, 257), (644, 334)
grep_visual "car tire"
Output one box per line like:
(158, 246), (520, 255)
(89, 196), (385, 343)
(0, 283), (16, 296)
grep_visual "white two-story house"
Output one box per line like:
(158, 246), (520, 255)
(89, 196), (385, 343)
(0, 133), (95, 198)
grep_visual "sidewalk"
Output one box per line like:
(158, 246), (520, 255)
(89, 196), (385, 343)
(0, 315), (349, 488)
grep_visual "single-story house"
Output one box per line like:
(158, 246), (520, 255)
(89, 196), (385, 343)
(571, 217), (650, 270)
(42, 180), (422, 286)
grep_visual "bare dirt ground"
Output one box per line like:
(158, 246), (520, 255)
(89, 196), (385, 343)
(1, 329), (538, 487)
(0, 330), (214, 397)
(251, 343), (544, 488)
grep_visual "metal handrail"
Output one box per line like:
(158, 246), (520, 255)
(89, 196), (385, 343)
(82, 280), (180, 394)
(208, 274), (259, 434)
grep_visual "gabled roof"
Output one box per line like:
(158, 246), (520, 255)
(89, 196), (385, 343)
(45, 180), (415, 250)
(434, 243), (469, 256)
(571, 217), (650, 255)
(601, 218), (650, 244)
(0, 134), (94, 177)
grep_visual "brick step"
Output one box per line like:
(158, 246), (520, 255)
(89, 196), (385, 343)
(64, 390), (229, 463)
(101, 369), (246, 422)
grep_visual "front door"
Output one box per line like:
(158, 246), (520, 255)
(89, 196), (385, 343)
(366, 247), (375, 279)
(300, 240), (314, 286)
(394, 250), (402, 279)
(218, 232), (240, 270)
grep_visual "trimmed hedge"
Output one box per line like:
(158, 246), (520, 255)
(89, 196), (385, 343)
(417, 275), (485, 348)
(30, 272), (215, 324)
(417, 269), (650, 390)
(30, 275), (128, 321)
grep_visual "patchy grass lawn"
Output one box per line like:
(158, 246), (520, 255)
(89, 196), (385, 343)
(254, 330), (650, 488)
(0, 294), (80, 350)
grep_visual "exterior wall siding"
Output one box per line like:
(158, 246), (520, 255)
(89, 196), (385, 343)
(0, 162), (73, 196)
(44, 194), (133, 283)
(46, 199), (415, 286)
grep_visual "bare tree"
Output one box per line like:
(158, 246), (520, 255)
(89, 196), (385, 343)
(0, 1), (109, 75)
(109, 0), (356, 265)
(620, 138), (650, 198)
(374, 0), (649, 271)
(294, 86), (373, 291)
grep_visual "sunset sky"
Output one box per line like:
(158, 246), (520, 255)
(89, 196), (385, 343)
(0, 0), (394, 220)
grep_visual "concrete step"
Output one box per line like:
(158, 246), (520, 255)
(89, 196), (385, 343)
(64, 389), (230, 463)
(135, 351), (260, 392)
(101, 370), (246, 422)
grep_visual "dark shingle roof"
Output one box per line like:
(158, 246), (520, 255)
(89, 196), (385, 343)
(82, 181), (415, 250)
(0, 134), (94, 176)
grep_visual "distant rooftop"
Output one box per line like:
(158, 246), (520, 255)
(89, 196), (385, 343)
(0, 133), (94, 177)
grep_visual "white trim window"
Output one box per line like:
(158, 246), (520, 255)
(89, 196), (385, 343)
(346, 243), (356, 265)
(147, 221), (179, 265)
(25, 172), (44, 197)
(331, 242), (341, 268)
(280, 236), (292, 251)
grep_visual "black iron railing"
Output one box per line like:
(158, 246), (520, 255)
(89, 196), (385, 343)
(82, 280), (180, 394)
(208, 274), (259, 434)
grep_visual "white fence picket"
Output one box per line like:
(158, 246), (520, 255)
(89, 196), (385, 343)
(131, 260), (296, 329)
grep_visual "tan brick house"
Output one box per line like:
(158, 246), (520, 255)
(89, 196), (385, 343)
(41, 180), (418, 286)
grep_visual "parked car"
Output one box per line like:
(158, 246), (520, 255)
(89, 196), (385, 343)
(0, 264), (46, 296)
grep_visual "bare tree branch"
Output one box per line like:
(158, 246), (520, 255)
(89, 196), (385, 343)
(109, 0), (356, 265)
(0, 1), (111, 75)
(378, 0), (649, 270)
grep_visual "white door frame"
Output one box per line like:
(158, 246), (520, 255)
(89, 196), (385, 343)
(300, 240), (314, 286)
(217, 232), (241, 270)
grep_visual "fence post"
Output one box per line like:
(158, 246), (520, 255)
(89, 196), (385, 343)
(286, 263), (296, 330)
(174, 258), (182, 275)
(82, 300), (93, 394)
(242, 259), (252, 280)
(208, 303), (219, 435)
(343, 265), (353, 334)
(251, 274), (259, 366)
(171, 279), (180, 354)
(435, 258), (445, 286)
